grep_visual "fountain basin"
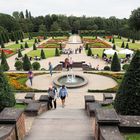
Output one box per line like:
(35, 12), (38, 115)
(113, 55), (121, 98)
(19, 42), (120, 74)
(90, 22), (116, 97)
(53, 74), (88, 88)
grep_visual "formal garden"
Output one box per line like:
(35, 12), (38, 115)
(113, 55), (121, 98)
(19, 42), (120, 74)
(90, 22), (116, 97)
(0, 6), (140, 140)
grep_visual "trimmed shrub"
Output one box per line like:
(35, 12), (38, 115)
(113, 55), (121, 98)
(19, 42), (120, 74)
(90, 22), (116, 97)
(14, 61), (23, 70)
(85, 43), (88, 50)
(112, 44), (116, 50)
(33, 43), (37, 50)
(122, 64), (130, 71)
(127, 38), (130, 42)
(114, 50), (140, 115)
(20, 44), (24, 50)
(25, 42), (29, 48)
(0, 70), (15, 110)
(111, 52), (121, 72)
(87, 47), (92, 56)
(1, 50), (9, 71)
(40, 49), (46, 59)
(20, 38), (23, 42)
(18, 49), (22, 58)
(32, 62), (41, 70)
(109, 38), (112, 42)
(15, 39), (19, 44)
(112, 38), (115, 43)
(59, 43), (62, 50)
(38, 38), (41, 42)
(55, 48), (60, 56)
(34, 38), (38, 44)
(104, 66), (110, 71)
(125, 43), (129, 49)
(132, 38), (135, 43)
(23, 54), (32, 71)
(121, 42), (125, 48)
(1, 41), (5, 48)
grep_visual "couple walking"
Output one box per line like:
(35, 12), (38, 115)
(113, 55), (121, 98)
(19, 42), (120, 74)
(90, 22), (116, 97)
(48, 85), (68, 108)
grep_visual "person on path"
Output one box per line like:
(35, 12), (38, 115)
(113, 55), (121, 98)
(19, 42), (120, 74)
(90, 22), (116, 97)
(65, 58), (70, 71)
(48, 86), (58, 109)
(48, 62), (53, 76)
(59, 85), (68, 107)
(28, 70), (33, 86)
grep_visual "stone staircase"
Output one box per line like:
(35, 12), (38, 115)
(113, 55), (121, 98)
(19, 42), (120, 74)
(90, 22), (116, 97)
(25, 108), (94, 140)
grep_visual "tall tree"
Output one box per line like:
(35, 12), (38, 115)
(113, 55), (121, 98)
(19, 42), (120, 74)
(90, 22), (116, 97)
(114, 51), (140, 115)
(25, 9), (29, 19)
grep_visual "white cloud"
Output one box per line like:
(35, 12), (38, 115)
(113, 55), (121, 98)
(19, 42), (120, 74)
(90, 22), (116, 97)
(0, 0), (139, 18)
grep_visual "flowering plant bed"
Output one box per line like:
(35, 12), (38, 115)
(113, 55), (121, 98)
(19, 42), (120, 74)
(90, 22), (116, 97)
(0, 48), (14, 55)
(38, 43), (65, 48)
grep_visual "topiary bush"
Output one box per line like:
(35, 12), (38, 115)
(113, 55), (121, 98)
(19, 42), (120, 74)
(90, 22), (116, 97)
(85, 43), (89, 50)
(1, 41), (5, 48)
(20, 44), (24, 50)
(23, 54), (32, 71)
(25, 42), (29, 48)
(1, 50), (9, 71)
(0, 69), (15, 110)
(132, 38), (135, 43)
(122, 64), (130, 71)
(32, 62), (41, 70)
(114, 50), (140, 115)
(126, 43), (129, 49)
(111, 52), (121, 71)
(33, 43), (37, 50)
(14, 61), (23, 70)
(121, 41), (125, 48)
(18, 49), (22, 58)
(112, 38), (115, 43)
(87, 47), (92, 56)
(40, 49), (46, 59)
(104, 66), (110, 71)
(112, 44), (116, 50)
(55, 48), (60, 56)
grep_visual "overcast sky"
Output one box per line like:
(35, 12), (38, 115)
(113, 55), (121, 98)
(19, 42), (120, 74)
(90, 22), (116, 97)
(0, 0), (139, 18)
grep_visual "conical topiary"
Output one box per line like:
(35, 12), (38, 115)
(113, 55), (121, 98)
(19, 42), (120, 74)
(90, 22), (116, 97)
(85, 43), (89, 50)
(23, 54), (32, 71)
(132, 38), (135, 43)
(20, 44), (24, 50)
(112, 44), (116, 50)
(18, 49), (22, 58)
(112, 38), (115, 43)
(127, 38), (130, 42)
(1, 50), (9, 71)
(33, 43), (37, 50)
(125, 43), (129, 49)
(111, 52), (120, 72)
(34, 38), (38, 44)
(87, 47), (92, 56)
(121, 41), (125, 48)
(1, 41), (5, 48)
(25, 42), (29, 48)
(109, 38), (112, 42)
(59, 43), (62, 50)
(55, 48), (60, 56)
(40, 49), (46, 59)
(15, 39), (19, 44)
(114, 50), (140, 115)
(0, 69), (15, 110)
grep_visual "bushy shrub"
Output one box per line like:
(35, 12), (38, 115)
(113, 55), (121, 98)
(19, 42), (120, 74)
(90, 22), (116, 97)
(32, 62), (40, 70)
(18, 49), (22, 57)
(23, 54), (32, 71)
(14, 61), (23, 70)
(122, 64), (130, 71)
(104, 66), (110, 71)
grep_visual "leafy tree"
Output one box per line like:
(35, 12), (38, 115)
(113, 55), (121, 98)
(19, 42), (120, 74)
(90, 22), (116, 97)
(40, 49), (46, 59)
(0, 69), (15, 110)
(55, 48), (60, 56)
(33, 43), (37, 50)
(14, 61), (23, 70)
(111, 52), (121, 72)
(112, 44), (116, 50)
(1, 50), (9, 71)
(23, 54), (32, 71)
(121, 41), (125, 48)
(126, 43), (129, 49)
(114, 50), (140, 115)
(32, 62), (40, 70)
(87, 47), (92, 56)
(25, 42), (29, 48)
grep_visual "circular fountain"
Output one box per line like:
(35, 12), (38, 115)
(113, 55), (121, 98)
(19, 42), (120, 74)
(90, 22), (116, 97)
(53, 71), (88, 88)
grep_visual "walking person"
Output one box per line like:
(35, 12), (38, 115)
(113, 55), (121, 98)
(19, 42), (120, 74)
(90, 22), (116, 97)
(28, 70), (33, 86)
(48, 62), (53, 76)
(59, 85), (68, 108)
(48, 86), (58, 109)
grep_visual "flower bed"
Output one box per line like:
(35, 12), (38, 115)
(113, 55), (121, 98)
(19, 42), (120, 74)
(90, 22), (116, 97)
(38, 43), (64, 48)
(0, 49), (14, 55)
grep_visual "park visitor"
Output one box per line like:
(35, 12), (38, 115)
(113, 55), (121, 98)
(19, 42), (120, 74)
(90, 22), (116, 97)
(48, 62), (53, 76)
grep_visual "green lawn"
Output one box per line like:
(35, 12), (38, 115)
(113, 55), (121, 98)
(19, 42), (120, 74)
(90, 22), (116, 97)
(124, 133), (140, 140)
(14, 104), (27, 109)
(27, 49), (56, 58)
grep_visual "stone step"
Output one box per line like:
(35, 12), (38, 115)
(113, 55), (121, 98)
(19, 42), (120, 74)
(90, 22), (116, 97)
(25, 109), (94, 140)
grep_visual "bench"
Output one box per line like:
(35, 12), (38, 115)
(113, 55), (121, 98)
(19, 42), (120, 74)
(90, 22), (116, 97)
(87, 102), (101, 117)
(25, 93), (35, 100)
(100, 99), (113, 106)
(103, 93), (113, 100)
(84, 95), (95, 109)
(39, 95), (49, 102)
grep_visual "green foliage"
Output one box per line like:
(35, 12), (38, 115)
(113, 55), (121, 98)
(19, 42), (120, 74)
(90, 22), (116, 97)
(85, 43), (89, 50)
(25, 42), (29, 48)
(126, 43), (129, 49)
(127, 38), (130, 42)
(23, 54), (32, 71)
(121, 41), (125, 48)
(114, 50), (140, 115)
(0, 41), (5, 48)
(122, 64), (130, 71)
(20, 44), (24, 50)
(32, 62), (41, 70)
(14, 61), (23, 70)
(111, 52), (121, 72)
(112, 38), (115, 43)
(109, 38), (112, 42)
(104, 66), (110, 71)
(112, 44), (116, 50)
(33, 43), (37, 50)
(87, 47), (92, 56)
(132, 38), (135, 43)
(59, 43), (62, 50)
(15, 39), (19, 44)
(18, 49), (22, 57)
(0, 71), (15, 110)
(34, 38), (38, 44)
(1, 50), (9, 71)
(55, 48), (60, 56)
(40, 49), (46, 59)
(38, 38), (40, 42)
